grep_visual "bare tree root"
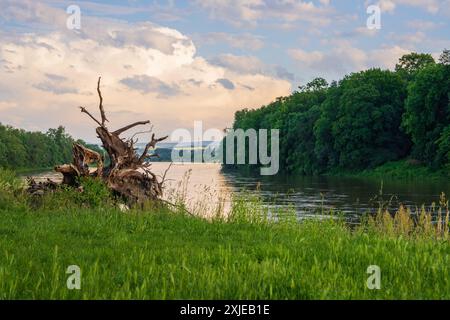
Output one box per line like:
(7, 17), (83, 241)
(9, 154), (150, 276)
(29, 77), (169, 207)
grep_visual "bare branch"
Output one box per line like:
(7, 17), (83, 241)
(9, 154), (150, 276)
(79, 106), (103, 127)
(113, 121), (151, 136)
(161, 162), (173, 185)
(129, 128), (153, 141)
(138, 133), (168, 163)
(97, 77), (108, 126)
(46, 77), (170, 205)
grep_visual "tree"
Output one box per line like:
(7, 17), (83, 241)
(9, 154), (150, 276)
(331, 69), (409, 169)
(47, 126), (73, 164)
(299, 77), (329, 92)
(402, 63), (450, 167)
(395, 53), (435, 79)
(223, 52), (449, 175)
(24, 132), (52, 167)
(439, 49), (450, 65)
(314, 82), (340, 169)
(436, 125), (450, 168)
(2, 130), (27, 168)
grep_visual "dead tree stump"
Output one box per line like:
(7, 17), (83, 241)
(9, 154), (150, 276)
(51, 77), (168, 205)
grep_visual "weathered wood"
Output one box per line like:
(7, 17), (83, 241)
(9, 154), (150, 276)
(113, 121), (150, 136)
(97, 77), (109, 126)
(31, 77), (168, 206)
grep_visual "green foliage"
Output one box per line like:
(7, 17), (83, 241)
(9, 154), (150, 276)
(436, 126), (450, 169)
(338, 160), (449, 180)
(229, 191), (270, 224)
(299, 77), (329, 92)
(0, 167), (23, 191)
(0, 123), (103, 170)
(313, 81), (340, 169)
(72, 177), (113, 208)
(331, 69), (409, 169)
(402, 63), (450, 167)
(395, 52), (435, 79)
(439, 49), (450, 65)
(225, 52), (450, 175)
(0, 168), (27, 211)
(226, 80), (328, 175)
(0, 168), (113, 212)
(36, 177), (114, 211)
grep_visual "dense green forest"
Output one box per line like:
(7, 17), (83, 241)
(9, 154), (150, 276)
(224, 50), (450, 176)
(0, 124), (102, 170)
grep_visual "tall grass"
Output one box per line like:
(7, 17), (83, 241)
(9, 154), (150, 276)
(1, 168), (450, 299)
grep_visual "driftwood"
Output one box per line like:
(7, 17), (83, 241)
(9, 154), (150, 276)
(30, 77), (168, 205)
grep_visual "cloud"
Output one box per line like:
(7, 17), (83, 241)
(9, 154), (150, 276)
(193, 0), (334, 27)
(386, 29), (449, 52)
(209, 54), (296, 83)
(369, 45), (412, 69)
(209, 54), (266, 74)
(198, 32), (265, 51)
(375, 0), (443, 14)
(120, 75), (181, 98)
(377, 0), (397, 13)
(289, 43), (411, 80)
(0, 1), (291, 141)
(33, 81), (79, 95)
(334, 27), (380, 39)
(0, 0), (67, 28)
(193, 0), (264, 26)
(389, 31), (427, 46)
(0, 100), (17, 111)
(289, 49), (325, 66)
(275, 66), (295, 81)
(216, 78), (235, 90)
(108, 22), (194, 55)
(45, 73), (67, 81)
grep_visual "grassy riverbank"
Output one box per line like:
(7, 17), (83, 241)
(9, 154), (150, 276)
(226, 160), (450, 181)
(329, 160), (450, 180)
(1, 168), (450, 299)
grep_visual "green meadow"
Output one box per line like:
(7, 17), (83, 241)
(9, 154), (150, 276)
(1, 168), (450, 300)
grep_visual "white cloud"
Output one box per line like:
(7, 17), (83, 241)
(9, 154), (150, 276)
(390, 31), (427, 45)
(369, 45), (412, 69)
(194, 0), (264, 26)
(193, 0), (334, 27)
(209, 54), (267, 74)
(198, 32), (265, 51)
(0, 1), (291, 141)
(375, 0), (443, 14)
(289, 42), (411, 79)
(288, 49), (325, 66)
(377, 0), (396, 13)
(210, 54), (296, 82)
(0, 100), (17, 111)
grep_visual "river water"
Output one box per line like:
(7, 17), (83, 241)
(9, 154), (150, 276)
(25, 162), (450, 219)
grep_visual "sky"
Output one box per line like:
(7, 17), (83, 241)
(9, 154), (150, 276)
(0, 0), (449, 142)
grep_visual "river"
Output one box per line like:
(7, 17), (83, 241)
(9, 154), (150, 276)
(24, 162), (450, 220)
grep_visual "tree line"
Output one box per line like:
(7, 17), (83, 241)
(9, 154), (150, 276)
(0, 124), (102, 170)
(225, 50), (450, 175)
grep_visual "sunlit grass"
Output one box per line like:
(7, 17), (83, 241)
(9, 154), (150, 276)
(1, 167), (450, 299)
